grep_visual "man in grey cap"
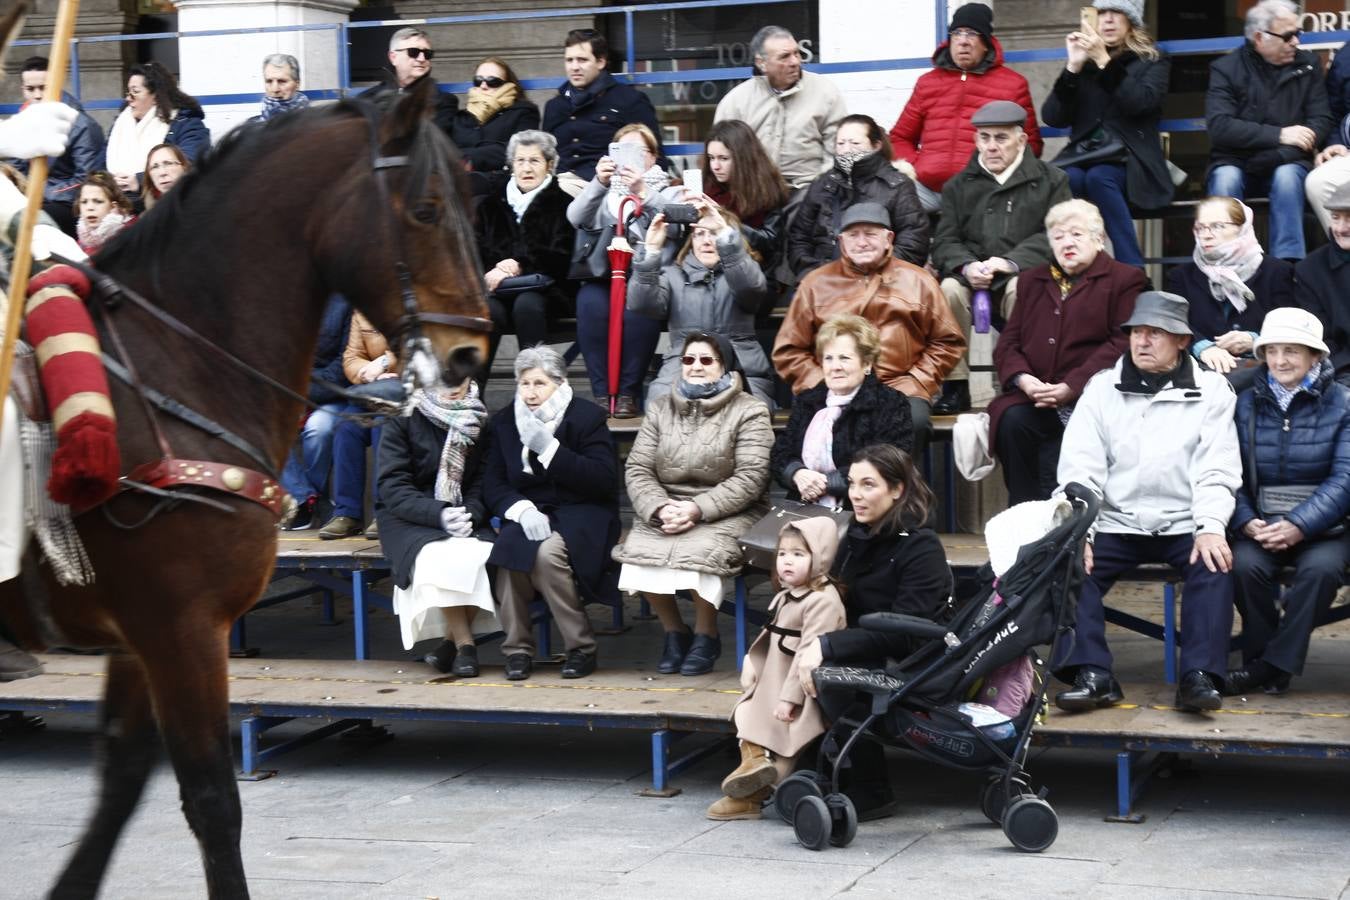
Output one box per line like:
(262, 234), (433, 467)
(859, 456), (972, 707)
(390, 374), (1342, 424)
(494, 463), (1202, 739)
(1298, 181), (1350, 386)
(930, 99), (1072, 414)
(1054, 290), (1241, 714)
(773, 201), (965, 457)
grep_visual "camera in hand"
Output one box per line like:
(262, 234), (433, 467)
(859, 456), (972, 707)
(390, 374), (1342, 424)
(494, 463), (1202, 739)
(662, 204), (700, 225)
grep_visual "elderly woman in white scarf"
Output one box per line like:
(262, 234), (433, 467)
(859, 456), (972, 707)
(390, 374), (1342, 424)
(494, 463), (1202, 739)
(482, 345), (622, 681)
(1165, 196), (1297, 391)
(375, 377), (493, 676)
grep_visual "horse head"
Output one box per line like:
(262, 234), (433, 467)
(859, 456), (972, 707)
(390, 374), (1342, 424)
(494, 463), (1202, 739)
(362, 76), (492, 393)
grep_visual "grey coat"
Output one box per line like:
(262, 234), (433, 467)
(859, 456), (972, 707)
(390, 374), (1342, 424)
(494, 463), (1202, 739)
(613, 375), (773, 577)
(627, 228), (774, 406)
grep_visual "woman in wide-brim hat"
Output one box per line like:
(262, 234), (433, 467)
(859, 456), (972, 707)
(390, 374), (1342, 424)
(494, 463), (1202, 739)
(1228, 307), (1350, 696)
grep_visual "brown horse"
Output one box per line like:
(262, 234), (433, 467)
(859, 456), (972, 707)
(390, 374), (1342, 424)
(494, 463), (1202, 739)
(0, 77), (489, 899)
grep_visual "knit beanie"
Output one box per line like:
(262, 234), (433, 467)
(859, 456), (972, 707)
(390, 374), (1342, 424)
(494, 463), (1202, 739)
(1094, 0), (1144, 28)
(949, 3), (994, 42)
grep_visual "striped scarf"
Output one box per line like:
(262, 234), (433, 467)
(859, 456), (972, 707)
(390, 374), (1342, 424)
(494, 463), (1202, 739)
(415, 382), (487, 505)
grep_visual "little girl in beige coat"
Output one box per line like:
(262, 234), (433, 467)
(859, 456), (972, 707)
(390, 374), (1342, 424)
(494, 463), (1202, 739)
(708, 516), (846, 820)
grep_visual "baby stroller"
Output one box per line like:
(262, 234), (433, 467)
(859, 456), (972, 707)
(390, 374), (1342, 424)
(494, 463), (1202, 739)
(775, 483), (1098, 853)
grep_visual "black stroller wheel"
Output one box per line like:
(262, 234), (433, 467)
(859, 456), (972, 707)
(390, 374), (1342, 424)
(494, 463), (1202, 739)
(774, 772), (824, 823)
(1002, 796), (1058, 852)
(979, 776), (1029, 826)
(827, 793), (858, 847)
(793, 795), (833, 851)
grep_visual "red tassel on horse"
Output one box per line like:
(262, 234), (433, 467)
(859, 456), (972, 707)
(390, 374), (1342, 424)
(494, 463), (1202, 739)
(24, 264), (119, 507)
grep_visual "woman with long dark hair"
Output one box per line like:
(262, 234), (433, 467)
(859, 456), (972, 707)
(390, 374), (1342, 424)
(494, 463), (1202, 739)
(105, 61), (208, 199)
(698, 119), (791, 272)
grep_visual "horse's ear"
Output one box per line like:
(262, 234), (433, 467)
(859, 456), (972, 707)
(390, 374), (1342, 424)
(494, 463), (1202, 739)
(0, 0), (32, 64)
(381, 74), (435, 144)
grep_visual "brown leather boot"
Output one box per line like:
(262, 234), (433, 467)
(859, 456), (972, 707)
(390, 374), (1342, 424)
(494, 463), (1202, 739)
(721, 740), (777, 798)
(0, 636), (42, 681)
(706, 786), (771, 821)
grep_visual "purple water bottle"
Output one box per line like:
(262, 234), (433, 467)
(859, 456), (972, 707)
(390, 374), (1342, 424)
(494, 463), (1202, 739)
(973, 289), (992, 334)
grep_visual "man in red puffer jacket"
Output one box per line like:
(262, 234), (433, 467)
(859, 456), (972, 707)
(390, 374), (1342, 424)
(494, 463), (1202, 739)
(888, 3), (1042, 212)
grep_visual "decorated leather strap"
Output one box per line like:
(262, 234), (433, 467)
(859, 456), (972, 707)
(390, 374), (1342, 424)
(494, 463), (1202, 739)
(123, 458), (292, 519)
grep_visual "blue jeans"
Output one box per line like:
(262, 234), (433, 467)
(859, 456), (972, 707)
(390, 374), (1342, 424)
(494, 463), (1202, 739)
(279, 403), (343, 502)
(1207, 163), (1308, 260)
(575, 280), (663, 402)
(1063, 164), (1143, 267)
(330, 409), (381, 520)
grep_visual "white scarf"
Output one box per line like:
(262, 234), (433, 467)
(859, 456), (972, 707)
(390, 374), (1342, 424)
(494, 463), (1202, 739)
(105, 106), (171, 177)
(980, 147), (1026, 185)
(513, 381), (573, 474)
(800, 385), (859, 510)
(506, 174), (553, 222)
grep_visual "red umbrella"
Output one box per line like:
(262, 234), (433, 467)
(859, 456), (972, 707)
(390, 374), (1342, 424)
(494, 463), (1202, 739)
(605, 195), (643, 416)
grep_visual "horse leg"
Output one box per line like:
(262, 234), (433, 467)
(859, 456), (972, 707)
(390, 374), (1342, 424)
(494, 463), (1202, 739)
(49, 653), (159, 900)
(140, 630), (250, 900)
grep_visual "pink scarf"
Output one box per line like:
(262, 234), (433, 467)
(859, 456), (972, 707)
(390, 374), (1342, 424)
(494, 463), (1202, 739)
(800, 386), (858, 509)
(1193, 201), (1263, 315)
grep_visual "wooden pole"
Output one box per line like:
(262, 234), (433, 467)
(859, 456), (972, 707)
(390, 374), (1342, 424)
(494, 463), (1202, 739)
(0, 0), (81, 438)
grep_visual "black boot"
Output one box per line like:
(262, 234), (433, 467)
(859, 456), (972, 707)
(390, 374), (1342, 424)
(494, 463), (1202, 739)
(451, 643), (479, 678)
(932, 380), (970, 416)
(657, 630), (692, 675)
(1054, 666), (1123, 711)
(423, 640), (456, 674)
(1176, 670), (1222, 712)
(0, 636), (43, 682)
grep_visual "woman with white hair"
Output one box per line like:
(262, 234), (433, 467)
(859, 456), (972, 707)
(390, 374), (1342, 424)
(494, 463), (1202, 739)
(475, 130), (576, 374)
(1227, 308), (1350, 697)
(482, 345), (621, 681)
(990, 199), (1146, 504)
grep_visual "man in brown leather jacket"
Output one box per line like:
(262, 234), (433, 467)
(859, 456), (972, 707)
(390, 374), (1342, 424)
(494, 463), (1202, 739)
(772, 202), (965, 457)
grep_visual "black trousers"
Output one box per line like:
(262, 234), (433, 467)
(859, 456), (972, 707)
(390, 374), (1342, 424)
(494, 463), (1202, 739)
(487, 289), (562, 370)
(994, 404), (1064, 506)
(1232, 534), (1349, 675)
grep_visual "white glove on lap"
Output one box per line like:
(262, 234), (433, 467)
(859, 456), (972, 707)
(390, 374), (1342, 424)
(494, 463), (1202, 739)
(440, 506), (473, 537)
(518, 508), (551, 541)
(0, 102), (77, 160)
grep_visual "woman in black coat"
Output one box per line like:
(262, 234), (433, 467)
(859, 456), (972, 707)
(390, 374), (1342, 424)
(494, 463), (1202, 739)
(450, 56), (541, 196)
(482, 346), (621, 681)
(792, 443), (953, 819)
(770, 315), (912, 507)
(787, 114), (929, 277)
(1041, 5), (1173, 267)
(375, 380), (491, 677)
(477, 129), (577, 374)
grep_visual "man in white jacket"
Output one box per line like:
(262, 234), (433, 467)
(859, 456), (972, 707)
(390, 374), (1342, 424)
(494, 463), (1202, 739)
(1053, 291), (1242, 713)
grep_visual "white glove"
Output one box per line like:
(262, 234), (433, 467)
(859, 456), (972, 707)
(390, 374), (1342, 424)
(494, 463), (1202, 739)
(518, 507), (552, 542)
(32, 222), (86, 262)
(439, 506), (473, 537)
(517, 415), (554, 456)
(0, 102), (78, 160)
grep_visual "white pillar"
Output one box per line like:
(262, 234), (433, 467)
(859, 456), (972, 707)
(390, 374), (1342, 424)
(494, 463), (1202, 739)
(818, 0), (943, 126)
(177, 0), (358, 141)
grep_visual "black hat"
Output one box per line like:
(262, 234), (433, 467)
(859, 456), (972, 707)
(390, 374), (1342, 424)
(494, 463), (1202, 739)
(949, 3), (994, 42)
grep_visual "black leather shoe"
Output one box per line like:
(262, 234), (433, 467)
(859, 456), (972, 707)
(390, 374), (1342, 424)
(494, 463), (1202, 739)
(680, 633), (721, 676)
(1176, 670), (1222, 712)
(451, 643), (479, 678)
(505, 653), (532, 681)
(423, 640), (456, 674)
(1054, 667), (1124, 712)
(657, 630), (693, 675)
(1264, 671), (1293, 695)
(612, 395), (640, 419)
(1223, 664), (1269, 697)
(560, 649), (597, 679)
(932, 380), (970, 416)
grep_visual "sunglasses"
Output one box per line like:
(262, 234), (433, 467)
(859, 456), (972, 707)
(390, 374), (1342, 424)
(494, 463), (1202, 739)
(398, 46), (434, 60)
(681, 354), (719, 366)
(473, 75), (506, 88)
(1261, 28), (1301, 43)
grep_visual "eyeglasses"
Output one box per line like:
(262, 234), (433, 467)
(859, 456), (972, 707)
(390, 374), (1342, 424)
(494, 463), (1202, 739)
(125, 88), (147, 99)
(397, 46), (434, 60)
(1261, 28), (1302, 43)
(473, 75), (506, 88)
(1193, 221), (1240, 236)
(681, 354), (718, 366)
(512, 156), (547, 167)
(949, 28), (983, 40)
(148, 160), (184, 172)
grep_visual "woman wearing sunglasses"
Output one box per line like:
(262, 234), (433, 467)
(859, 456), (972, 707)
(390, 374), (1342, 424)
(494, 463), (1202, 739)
(613, 331), (773, 676)
(451, 57), (541, 197)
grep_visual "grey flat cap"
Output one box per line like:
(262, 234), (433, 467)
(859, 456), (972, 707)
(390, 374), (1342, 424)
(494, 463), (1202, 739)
(839, 202), (892, 231)
(1120, 291), (1192, 336)
(971, 99), (1027, 127)
(1326, 180), (1350, 212)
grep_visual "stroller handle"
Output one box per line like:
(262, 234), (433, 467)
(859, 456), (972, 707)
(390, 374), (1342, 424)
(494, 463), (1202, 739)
(858, 612), (952, 641)
(1062, 481), (1101, 542)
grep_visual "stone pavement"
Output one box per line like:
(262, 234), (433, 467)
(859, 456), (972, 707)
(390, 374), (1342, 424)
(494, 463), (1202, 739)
(3, 585), (1350, 900)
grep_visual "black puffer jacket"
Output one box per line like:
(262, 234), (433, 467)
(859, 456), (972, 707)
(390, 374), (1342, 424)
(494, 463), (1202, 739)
(1041, 49), (1174, 212)
(1233, 360), (1350, 538)
(1205, 43), (1334, 174)
(375, 411), (489, 590)
(474, 177), (577, 305)
(787, 151), (929, 276)
(770, 373), (914, 504)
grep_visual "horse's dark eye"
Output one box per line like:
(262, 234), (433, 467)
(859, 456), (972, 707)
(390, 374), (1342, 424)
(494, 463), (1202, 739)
(411, 201), (441, 224)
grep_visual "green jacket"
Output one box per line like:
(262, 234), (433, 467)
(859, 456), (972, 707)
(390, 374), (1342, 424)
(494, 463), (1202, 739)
(932, 150), (1072, 295)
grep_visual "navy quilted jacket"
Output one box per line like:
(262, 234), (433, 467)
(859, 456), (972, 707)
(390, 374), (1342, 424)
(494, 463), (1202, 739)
(1233, 360), (1350, 537)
